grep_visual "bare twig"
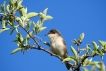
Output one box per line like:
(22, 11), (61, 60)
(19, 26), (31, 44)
(30, 46), (62, 60)
(76, 44), (80, 71)
(77, 45), (80, 63)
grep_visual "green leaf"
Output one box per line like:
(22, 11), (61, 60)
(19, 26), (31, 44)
(1, 1), (6, 13)
(16, 17), (23, 26)
(99, 62), (105, 71)
(9, 0), (13, 7)
(78, 33), (84, 43)
(12, 18), (15, 27)
(16, 27), (18, 33)
(43, 8), (48, 15)
(86, 44), (91, 52)
(69, 56), (77, 64)
(37, 20), (42, 27)
(96, 49), (104, 58)
(62, 57), (77, 63)
(26, 31), (33, 45)
(19, 34), (23, 42)
(39, 27), (47, 32)
(18, 0), (23, 6)
(2, 20), (6, 29)
(39, 12), (45, 22)
(14, 1), (18, 11)
(25, 38), (29, 46)
(16, 32), (23, 43)
(92, 41), (98, 50)
(82, 67), (88, 71)
(91, 66), (96, 71)
(72, 39), (79, 45)
(95, 63), (100, 69)
(91, 50), (96, 56)
(62, 58), (71, 63)
(27, 12), (38, 19)
(0, 28), (10, 33)
(83, 58), (90, 66)
(70, 46), (77, 59)
(26, 21), (32, 28)
(21, 16), (26, 22)
(89, 61), (100, 66)
(19, 7), (27, 16)
(17, 6), (23, 11)
(3, 1), (6, 14)
(43, 41), (50, 47)
(11, 47), (22, 54)
(10, 28), (15, 35)
(33, 22), (36, 27)
(1, 5), (4, 12)
(12, 0), (16, 10)
(29, 31), (33, 36)
(82, 58), (96, 66)
(16, 1), (18, 7)
(33, 23), (37, 34)
(98, 40), (106, 47)
(45, 15), (53, 20)
(6, 4), (10, 13)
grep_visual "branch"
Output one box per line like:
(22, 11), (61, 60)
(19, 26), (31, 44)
(76, 44), (80, 71)
(30, 46), (62, 60)
(16, 19), (76, 69)
(75, 53), (94, 71)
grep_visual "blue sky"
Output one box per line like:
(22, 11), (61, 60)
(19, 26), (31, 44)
(0, 0), (106, 71)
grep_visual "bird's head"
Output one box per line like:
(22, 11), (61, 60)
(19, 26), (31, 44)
(45, 29), (61, 38)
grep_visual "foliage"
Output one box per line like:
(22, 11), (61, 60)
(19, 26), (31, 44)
(0, 0), (105, 71)
(63, 33), (106, 71)
(0, 0), (52, 54)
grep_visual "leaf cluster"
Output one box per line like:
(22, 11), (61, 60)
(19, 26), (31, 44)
(62, 33), (106, 71)
(0, 0), (53, 54)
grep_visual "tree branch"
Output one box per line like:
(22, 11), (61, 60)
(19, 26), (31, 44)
(75, 53), (94, 71)
(30, 46), (62, 60)
(16, 19), (76, 69)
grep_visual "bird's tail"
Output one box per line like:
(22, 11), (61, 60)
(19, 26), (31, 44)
(65, 61), (71, 70)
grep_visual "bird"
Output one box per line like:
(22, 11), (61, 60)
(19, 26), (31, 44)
(46, 29), (71, 70)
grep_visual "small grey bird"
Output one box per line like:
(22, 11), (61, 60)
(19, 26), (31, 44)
(46, 29), (70, 70)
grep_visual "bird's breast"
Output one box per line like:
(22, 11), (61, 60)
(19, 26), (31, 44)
(50, 38), (65, 57)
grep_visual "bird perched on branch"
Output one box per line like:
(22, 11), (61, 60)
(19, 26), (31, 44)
(46, 29), (71, 70)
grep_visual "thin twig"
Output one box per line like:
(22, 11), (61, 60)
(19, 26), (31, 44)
(30, 46), (62, 60)
(77, 44), (80, 71)
(77, 45), (80, 63)
(75, 53), (93, 71)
